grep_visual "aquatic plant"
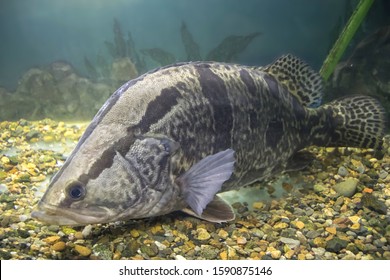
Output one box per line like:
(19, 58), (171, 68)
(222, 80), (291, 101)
(84, 18), (144, 82)
(180, 21), (201, 61)
(138, 20), (260, 65)
(320, 0), (374, 81)
(140, 48), (176, 66)
(113, 18), (127, 58)
(206, 32), (261, 62)
(85, 18), (260, 79)
(325, 26), (390, 124)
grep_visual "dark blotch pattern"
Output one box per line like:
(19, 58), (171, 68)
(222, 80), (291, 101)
(138, 87), (182, 133)
(265, 118), (284, 149)
(197, 65), (233, 149)
(78, 133), (136, 183)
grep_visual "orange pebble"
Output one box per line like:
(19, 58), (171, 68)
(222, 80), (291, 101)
(363, 188), (373, 193)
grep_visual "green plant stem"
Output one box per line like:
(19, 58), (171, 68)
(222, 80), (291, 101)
(320, 0), (374, 81)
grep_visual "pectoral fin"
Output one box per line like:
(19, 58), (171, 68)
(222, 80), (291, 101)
(177, 149), (235, 216)
(181, 195), (235, 223)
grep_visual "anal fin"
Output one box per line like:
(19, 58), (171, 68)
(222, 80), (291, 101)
(181, 195), (235, 223)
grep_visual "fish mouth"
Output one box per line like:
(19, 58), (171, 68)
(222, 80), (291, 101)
(31, 202), (114, 226)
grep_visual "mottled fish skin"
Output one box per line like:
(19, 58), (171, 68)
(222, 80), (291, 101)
(32, 57), (386, 225)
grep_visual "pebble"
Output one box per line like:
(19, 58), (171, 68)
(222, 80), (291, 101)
(273, 222), (289, 230)
(326, 237), (348, 253)
(348, 216), (360, 224)
(196, 228), (211, 241)
(48, 225), (60, 232)
(44, 236), (61, 244)
(154, 241), (167, 250)
(313, 184), (326, 193)
(325, 227), (337, 235)
(252, 201), (265, 209)
(305, 253), (315, 260)
(82, 225), (92, 238)
(317, 172), (329, 180)
(306, 230), (322, 239)
(350, 159), (365, 173)
(19, 215), (28, 222)
(270, 249), (281, 259)
(51, 241), (66, 252)
(293, 220), (305, 229)
(92, 243), (113, 260)
(0, 184), (8, 194)
(74, 232), (84, 239)
(312, 247), (326, 256)
(74, 245), (92, 257)
(284, 250), (295, 259)
(333, 178), (358, 197)
(379, 170), (389, 179)
(130, 229), (140, 238)
(251, 229), (265, 238)
(337, 166), (349, 177)
(361, 193), (387, 214)
(218, 229), (229, 239)
(236, 237), (247, 245)
(280, 237), (300, 248)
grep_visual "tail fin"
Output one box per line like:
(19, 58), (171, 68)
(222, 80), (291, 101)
(324, 95), (386, 150)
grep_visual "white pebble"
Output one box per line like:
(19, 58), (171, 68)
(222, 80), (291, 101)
(175, 255), (186, 260)
(10, 224), (19, 230)
(154, 241), (167, 250)
(19, 215), (28, 222)
(0, 184), (8, 194)
(305, 253), (315, 260)
(312, 247), (325, 256)
(82, 224), (92, 238)
(280, 237), (300, 248)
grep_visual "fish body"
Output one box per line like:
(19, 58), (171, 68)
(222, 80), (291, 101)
(32, 55), (386, 225)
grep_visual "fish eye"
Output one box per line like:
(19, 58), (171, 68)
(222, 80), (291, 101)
(66, 181), (86, 200)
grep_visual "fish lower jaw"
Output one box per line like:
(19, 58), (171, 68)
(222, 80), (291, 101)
(31, 203), (114, 226)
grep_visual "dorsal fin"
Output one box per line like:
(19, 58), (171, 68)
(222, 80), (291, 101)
(261, 54), (323, 108)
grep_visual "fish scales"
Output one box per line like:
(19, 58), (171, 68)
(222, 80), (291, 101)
(32, 55), (386, 225)
(131, 63), (302, 189)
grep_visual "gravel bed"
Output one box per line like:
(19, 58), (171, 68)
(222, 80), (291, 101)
(0, 119), (389, 260)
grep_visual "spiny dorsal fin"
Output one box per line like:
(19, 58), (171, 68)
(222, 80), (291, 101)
(262, 54), (323, 108)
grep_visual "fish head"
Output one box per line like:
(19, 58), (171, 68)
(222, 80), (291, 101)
(32, 125), (182, 225)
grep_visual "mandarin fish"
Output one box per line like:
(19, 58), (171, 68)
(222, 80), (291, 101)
(32, 54), (386, 225)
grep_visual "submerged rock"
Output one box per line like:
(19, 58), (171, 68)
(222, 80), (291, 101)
(361, 193), (387, 214)
(111, 57), (138, 85)
(0, 61), (114, 121)
(325, 237), (348, 253)
(333, 178), (358, 197)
